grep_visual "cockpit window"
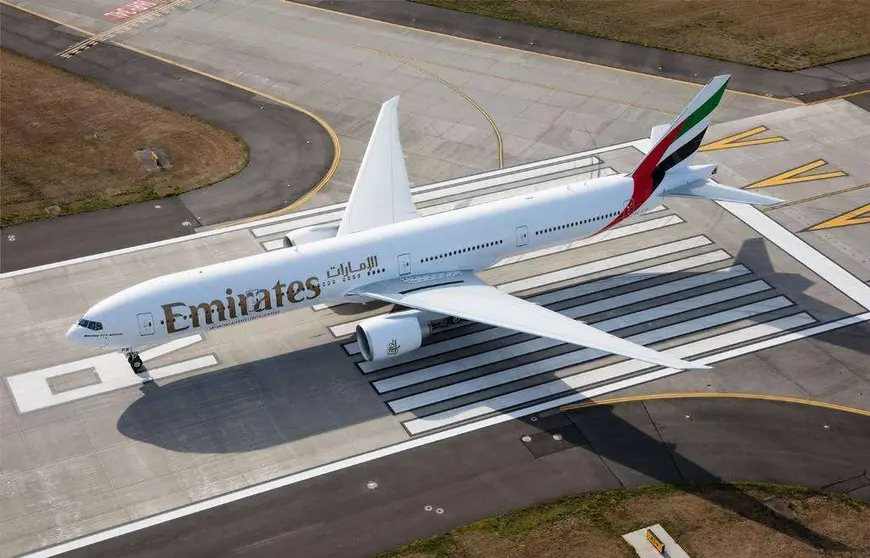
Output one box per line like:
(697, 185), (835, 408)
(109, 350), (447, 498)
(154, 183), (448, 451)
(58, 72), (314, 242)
(78, 319), (103, 331)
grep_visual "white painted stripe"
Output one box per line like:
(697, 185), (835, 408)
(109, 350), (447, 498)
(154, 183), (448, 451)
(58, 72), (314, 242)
(262, 239), (286, 251)
(313, 206), (670, 310)
(139, 334), (203, 360)
(352, 251), (733, 363)
(25, 310), (866, 558)
(254, 167), (617, 239)
(147, 355), (219, 381)
(0, 140), (646, 279)
(403, 305), (806, 433)
(6, 353), (218, 413)
(375, 266), (751, 391)
(328, 236), (712, 338)
(720, 201), (870, 311)
(387, 283), (774, 411)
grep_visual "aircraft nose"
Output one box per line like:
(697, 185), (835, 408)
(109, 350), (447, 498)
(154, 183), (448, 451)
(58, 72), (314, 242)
(66, 323), (81, 343)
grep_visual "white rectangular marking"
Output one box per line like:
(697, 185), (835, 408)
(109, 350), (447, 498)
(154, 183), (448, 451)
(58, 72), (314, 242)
(6, 336), (215, 413)
(403, 307), (808, 433)
(328, 236), (713, 338)
(388, 286), (777, 412)
(352, 251), (733, 364)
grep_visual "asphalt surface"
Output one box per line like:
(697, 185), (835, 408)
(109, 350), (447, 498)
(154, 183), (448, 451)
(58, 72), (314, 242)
(0, 4), (334, 273)
(295, 0), (870, 100)
(64, 398), (870, 558)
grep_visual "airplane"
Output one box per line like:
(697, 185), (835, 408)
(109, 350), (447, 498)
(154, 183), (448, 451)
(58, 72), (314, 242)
(67, 74), (781, 374)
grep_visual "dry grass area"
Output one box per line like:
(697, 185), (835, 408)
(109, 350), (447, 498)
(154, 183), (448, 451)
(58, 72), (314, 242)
(381, 484), (870, 558)
(0, 49), (248, 227)
(413, 0), (870, 71)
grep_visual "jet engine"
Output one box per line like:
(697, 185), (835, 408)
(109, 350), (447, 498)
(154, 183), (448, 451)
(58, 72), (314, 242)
(356, 309), (461, 361)
(283, 224), (340, 248)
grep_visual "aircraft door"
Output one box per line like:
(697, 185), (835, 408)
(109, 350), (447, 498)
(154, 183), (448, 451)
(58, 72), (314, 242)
(137, 313), (155, 336)
(398, 253), (411, 276)
(515, 226), (529, 247)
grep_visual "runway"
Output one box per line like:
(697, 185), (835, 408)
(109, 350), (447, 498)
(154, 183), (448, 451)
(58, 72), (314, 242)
(1, 1), (869, 556)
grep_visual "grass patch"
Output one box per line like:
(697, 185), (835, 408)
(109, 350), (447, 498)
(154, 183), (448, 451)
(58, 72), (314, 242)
(411, 0), (870, 71)
(379, 483), (870, 558)
(0, 49), (249, 227)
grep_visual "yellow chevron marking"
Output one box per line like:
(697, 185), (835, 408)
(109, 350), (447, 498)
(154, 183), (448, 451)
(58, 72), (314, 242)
(746, 160), (847, 190)
(698, 126), (785, 152)
(808, 203), (870, 231)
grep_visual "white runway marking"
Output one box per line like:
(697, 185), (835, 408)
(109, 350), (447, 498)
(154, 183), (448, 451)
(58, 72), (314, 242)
(721, 201), (870, 310)
(393, 293), (785, 418)
(403, 304), (805, 434)
(6, 336), (216, 413)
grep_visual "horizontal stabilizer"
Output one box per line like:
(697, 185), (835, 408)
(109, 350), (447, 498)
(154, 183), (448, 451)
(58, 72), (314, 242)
(664, 179), (782, 206)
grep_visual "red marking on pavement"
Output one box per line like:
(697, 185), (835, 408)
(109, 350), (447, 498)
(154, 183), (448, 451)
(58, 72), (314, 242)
(104, 0), (158, 20)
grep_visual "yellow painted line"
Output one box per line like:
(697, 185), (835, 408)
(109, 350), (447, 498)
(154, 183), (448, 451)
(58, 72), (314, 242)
(285, 0), (801, 105)
(746, 160), (847, 190)
(381, 56), (681, 117)
(559, 392), (870, 417)
(698, 125), (785, 152)
(370, 49), (504, 169)
(2, 0), (341, 225)
(807, 88), (870, 104)
(762, 182), (870, 213)
(808, 202), (870, 231)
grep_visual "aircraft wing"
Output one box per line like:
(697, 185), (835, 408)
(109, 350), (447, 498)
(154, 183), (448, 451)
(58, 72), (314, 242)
(351, 271), (710, 370)
(337, 96), (420, 236)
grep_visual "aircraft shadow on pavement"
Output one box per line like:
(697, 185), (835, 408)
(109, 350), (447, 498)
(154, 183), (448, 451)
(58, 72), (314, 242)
(522, 401), (855, 552)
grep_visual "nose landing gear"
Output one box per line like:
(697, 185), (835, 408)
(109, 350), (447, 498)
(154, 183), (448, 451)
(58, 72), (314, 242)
(122, 348), (144, 373)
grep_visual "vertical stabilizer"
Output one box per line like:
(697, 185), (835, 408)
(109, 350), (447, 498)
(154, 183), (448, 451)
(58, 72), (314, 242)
(337, 96), (419, 236)
(632, 75), (730, 192)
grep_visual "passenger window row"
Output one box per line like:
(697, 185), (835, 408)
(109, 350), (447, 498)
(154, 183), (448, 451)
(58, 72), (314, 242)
(535, 211), (619, 236)
(420, 239), (504, 263)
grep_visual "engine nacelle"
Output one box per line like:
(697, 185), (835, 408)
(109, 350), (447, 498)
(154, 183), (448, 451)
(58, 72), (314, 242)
(283, 224), (339, 248)
(356, 309), (461, 361)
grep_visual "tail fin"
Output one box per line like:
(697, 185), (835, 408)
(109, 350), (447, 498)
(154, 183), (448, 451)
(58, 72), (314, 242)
(632, 75), (730, 192)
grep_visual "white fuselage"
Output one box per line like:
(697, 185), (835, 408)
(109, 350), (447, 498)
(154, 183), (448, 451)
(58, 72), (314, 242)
(67, 174), (656, 349)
